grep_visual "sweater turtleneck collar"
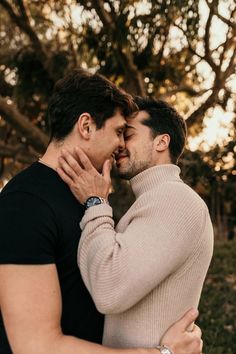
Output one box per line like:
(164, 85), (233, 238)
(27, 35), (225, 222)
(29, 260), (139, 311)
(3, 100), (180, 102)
(130, 164), (182, 198)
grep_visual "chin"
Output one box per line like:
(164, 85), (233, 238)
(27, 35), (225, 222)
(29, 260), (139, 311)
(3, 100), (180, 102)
(117, 168), (131, 180)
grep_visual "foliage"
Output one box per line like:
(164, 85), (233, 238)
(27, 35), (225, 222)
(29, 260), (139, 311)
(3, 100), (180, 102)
(0, 0), (235, 174)
(179, 126), (236, 239)
(198, 240), (236, 354)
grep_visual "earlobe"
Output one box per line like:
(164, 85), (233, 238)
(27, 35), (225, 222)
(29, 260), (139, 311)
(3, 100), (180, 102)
(77, 113), (94, 140)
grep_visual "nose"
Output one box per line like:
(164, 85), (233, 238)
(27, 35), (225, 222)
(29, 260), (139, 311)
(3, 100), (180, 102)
(119, 134), (125, 150)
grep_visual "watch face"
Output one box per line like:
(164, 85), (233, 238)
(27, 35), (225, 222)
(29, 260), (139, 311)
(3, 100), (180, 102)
(86, 197), (102, 209)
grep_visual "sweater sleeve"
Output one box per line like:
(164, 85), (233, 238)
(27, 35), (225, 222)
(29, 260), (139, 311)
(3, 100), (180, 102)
(78, 189), (207, 314)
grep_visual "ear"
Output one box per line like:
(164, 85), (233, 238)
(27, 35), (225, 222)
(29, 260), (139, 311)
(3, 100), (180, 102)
(76, 113), (95, 140)
(154, 134), (170, 152)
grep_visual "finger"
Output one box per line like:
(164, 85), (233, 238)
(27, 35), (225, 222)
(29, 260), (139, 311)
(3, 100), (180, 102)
(102, 159), (112, 184)
(58, 156), (81, 182)
(75, 146), (95, 172)
(57, 167), (74, 186)
(193, 324), (202, 338)
(200, 339), (203, 353)
(61, 149), (84, 176)
(177, 308), (199, 332)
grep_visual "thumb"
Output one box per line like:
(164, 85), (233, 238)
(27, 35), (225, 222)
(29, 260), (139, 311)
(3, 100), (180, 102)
(176, 308), (199, 331)
(102, 159), (112, 183)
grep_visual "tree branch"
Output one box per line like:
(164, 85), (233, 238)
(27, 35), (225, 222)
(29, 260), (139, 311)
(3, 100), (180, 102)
(0, 0), (47, 60)
(223, 45), (236, 79)
(206, 0), (236, 33)
(174, 24), (204, 61)
(0, 96), (48, 152)
(186, 89), (219, 127)
(158, 87), (211, 100)
(204, 2), (218, 72)
(187, 42), (235, 129)
(16, 0), (30, 23)
(219, 21), (235, 68)
(0, 142), (38, 164)
(0, 73), (14, 97)
(215, 11), (236, 33)
(90, 0), (116, 30)
(90, 0), (146, 95)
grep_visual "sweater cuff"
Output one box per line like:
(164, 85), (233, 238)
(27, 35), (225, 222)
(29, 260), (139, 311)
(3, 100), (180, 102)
(80, 204), (113, 229)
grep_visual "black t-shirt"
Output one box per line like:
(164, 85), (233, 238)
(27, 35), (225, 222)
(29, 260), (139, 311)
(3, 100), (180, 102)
(0, 162), (104, 354)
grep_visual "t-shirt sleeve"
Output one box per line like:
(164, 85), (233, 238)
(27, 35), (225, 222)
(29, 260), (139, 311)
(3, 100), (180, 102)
(0, 191), (58, 264)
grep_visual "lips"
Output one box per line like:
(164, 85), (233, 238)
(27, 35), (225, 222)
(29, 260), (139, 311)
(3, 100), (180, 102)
(116, 155), (128, 164)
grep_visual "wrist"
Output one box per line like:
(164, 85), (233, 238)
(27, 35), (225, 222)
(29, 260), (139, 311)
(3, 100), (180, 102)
(155, 345), (174, 354)
(84, 196), (109, 209)
(136, 349), (159, 354)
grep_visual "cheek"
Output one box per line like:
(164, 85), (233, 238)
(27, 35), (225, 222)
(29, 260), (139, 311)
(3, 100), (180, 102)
(112, 137), (121, 148)
(125, 139), (136, 152)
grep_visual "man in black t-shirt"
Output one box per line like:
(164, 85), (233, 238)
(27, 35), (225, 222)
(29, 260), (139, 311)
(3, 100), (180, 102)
(0, 69), (202, 354)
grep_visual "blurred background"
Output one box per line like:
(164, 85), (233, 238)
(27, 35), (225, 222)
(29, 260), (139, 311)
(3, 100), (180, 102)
(0, 0), (235, 352)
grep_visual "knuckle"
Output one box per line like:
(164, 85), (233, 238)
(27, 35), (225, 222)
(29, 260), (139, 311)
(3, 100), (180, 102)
(81, 155), (88, 164)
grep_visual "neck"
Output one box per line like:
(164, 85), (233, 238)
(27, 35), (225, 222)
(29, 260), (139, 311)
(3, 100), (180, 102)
(39, 140), (74, 171)
(130, 164), (181, 198)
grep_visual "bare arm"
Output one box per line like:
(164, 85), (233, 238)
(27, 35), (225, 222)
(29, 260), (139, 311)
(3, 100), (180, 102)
(0, 265), (202, 354)
(0, 264), (202, 354)
(0, 264), (154, 354)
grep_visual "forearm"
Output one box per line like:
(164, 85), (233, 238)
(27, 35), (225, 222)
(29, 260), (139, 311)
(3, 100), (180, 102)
(78, 205), (135, 313)
(79, 204), (190, 314)
(35, 333), (157, 354)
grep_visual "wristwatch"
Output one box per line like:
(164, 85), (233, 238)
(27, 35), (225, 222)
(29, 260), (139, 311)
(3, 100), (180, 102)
(155, 345), (173, 354)
(85, 196), (109, 209)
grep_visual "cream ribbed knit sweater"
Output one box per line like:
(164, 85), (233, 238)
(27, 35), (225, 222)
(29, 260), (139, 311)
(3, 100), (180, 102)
(78, 165), (214, 348)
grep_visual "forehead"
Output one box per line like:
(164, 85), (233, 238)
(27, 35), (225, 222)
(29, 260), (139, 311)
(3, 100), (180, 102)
(104, 109), (126, 129)
(127, 110), (149, 128)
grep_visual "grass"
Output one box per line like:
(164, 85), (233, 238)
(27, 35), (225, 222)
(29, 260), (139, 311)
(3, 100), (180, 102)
(198, 240), (236, 354)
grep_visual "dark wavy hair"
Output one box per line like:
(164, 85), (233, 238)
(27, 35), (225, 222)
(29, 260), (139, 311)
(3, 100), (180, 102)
(47, 68), (137, 141)
(134, 97), (187, 163)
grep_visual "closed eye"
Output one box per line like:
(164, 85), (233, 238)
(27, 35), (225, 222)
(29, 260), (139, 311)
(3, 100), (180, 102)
(124, 134), (134, 141)
(117, 129), (124, 137)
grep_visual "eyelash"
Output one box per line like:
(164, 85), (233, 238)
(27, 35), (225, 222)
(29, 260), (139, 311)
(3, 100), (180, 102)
(117, 130), (124, 136)
(124, 134), (133, 140)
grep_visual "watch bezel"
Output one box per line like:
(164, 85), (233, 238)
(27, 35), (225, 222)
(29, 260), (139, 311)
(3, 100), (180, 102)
(85, 196), (108, 209)
(155, 345), (173, 354)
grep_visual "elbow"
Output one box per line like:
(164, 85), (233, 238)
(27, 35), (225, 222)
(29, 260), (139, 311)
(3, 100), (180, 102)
(91, 288), (132, 315)
(94, 299), (125, 315)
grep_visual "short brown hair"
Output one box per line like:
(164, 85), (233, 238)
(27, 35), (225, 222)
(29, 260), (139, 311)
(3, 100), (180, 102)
(47, 68), (136, 140)
(134, 97), (187, 164)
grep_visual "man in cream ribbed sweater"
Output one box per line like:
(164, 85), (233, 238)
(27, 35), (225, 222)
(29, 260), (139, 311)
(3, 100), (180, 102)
(58, 97), (213, 353)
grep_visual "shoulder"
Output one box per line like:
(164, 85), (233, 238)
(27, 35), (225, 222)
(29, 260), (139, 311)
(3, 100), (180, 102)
(1, 162), (61, 197)
(0, 162), (78, 214)
(0, 166), (61, 265)
(135, 180), (207, 210)
(131, 180), (209, 231)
